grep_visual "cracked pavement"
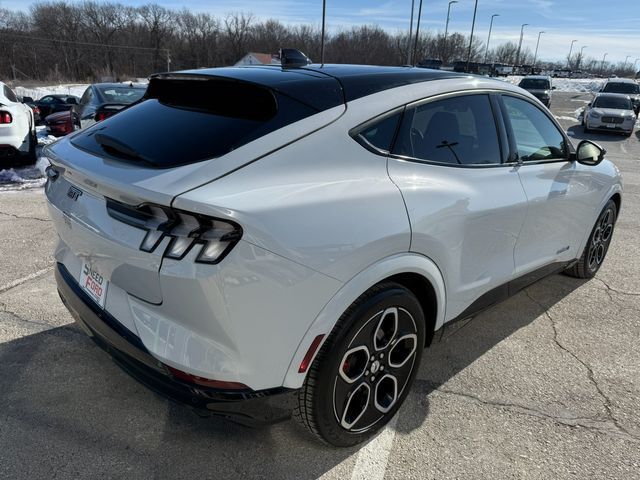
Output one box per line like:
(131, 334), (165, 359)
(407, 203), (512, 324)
(1, 92), (639, 479)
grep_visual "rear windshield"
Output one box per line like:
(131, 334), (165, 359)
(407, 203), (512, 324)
(71, 76), (323, 168)
(97, 86), (146, 104)
(602, 82), (639, 94)
(519, 79), (550, 90)
(593, 96), (633, 110)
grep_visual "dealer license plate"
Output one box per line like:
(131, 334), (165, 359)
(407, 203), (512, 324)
(79, 262), (108, 308)
(606, 123), (616, 129)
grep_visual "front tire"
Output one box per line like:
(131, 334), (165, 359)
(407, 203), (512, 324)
(294, 282), (425, 447)
(565, 200), (617, 278)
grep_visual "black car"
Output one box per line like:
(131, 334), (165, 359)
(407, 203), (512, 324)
(30, 94), (80, 120)
(73, 83), (147, 130)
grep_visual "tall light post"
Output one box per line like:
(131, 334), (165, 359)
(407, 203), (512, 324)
(407, 0), (416, 64)
(484, 14), (500, 64)
(578, 45), (587, 70)
(443, 1), (458, 62)
(567, 39), (577, 68)
(465, 0), (479, 71)
(532, 31), (544, 69)
(515, 23), (528, 67)
(412, 0), (425, 65)
(601, 52), (608, 75)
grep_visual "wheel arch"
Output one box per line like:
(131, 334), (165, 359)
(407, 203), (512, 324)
(282, 252), (446, 389)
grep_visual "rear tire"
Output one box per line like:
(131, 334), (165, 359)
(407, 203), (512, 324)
(565, 199), (617, 279)
(294, 282), (425, 447)
(22, 129), (38, 164)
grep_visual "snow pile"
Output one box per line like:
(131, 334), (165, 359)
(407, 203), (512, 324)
(0, 157), (48, 191)
(504, 76), (605, 93)
(36, 126), (58, 146)
(15, 84), (90, 100)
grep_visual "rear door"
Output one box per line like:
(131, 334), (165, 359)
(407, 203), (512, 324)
(386, 92), (528, 321)
(500, 94), (603, 274)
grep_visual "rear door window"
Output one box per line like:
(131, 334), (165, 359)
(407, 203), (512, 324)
(392, 94), (502, 165)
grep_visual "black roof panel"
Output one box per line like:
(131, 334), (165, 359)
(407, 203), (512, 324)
(167, 64), (468, 107)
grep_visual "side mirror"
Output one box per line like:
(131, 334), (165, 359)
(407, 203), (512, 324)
(551, 86), (557, 90)
(587, 102), (592, 107)
(575, 140), (606, 166)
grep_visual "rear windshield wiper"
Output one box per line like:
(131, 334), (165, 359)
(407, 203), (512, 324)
(94, 133), (150, 164)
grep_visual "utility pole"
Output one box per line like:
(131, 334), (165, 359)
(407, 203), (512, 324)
(578, 45), (587, 70)
(443, 1), (457, 62)
(320, 0), (327, 64)
(412, 0), (425, 65)
(532, 31), (544, 70)
(465, 0), (479, 72)
(407, 0), (415, 64)
(515, 23), (528, 68)
(601, 52), (608, 75)
(484, 14), (499, 64)
(567, 39), (577, 68)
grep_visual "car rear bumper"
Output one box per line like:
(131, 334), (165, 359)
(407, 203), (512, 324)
(55, 261), (299, 426)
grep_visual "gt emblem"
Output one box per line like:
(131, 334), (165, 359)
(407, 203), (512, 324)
(67, 186), (83, 201)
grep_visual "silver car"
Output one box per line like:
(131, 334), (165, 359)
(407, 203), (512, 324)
(583, 93), (637, 136)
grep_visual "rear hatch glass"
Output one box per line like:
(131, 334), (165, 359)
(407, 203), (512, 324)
(71, 75), (330, 168)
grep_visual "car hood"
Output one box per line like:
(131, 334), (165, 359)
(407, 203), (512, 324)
(591, 108), (635, 116)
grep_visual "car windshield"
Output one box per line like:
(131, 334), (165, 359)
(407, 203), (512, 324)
(602, 82), (640, 94)
(519, 79), (550, 90)
(593, 96), (633, 110)
(39, 96), (57, 104)
(97, 86), (146, 104)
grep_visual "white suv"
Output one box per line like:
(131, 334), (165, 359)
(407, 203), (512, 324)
(45, 64), (622, 447)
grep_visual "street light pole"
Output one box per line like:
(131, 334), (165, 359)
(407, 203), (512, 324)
(484, 14), (500, 64)
(407, 0), (415, 65)
(532, 31), (544, 69)
(515, 23), (528, 67)
(412, 0), (425, 65)
(578, 45), (587, 70)
(567, 39), (577, 68)
(443, 1), (458, 62)
(465, 0), (479, 72)
(601, 52), (608, 75)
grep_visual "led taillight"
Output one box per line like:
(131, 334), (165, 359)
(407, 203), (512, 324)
(95, 111), (113, 122)
(106, 199), (242, 264)
(0, 112), (12, 124)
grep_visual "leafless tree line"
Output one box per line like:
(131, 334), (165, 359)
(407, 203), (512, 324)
(0, 2), (635, 83)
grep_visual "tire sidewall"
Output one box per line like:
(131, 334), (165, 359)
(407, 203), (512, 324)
(311, 285), (425, 447)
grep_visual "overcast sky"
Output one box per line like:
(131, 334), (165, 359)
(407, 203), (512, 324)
(5, 0), (640, 64)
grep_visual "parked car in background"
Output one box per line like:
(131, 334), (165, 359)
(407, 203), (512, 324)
(583, 93), (637, 136)
(0, 82), (37, 163)
(72, 83), (146, 130)
(30, 94), (80, 120)
(45, 64), (621, 447)
(19, 96), (41, 124)
(44, 110), (75, 137)
(600, 78), (640, 114)
(518, 75), (555, 107)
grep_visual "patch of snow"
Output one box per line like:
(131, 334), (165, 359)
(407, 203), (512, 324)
(573, 107), (585, 120)
(36, 126), (58, 146)
(504, 76), (605, 93)
(15, 84), (90, 100)
(0, 162), (46, 191)
(554, 115), (579, 122)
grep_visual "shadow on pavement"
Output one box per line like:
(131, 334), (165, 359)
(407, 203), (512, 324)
(0, 273), (587, 478)
(567, 125), (631, 143)
(395, 273), (587, 435)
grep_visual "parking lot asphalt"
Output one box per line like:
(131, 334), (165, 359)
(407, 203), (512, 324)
(1, 91), (639, 479)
